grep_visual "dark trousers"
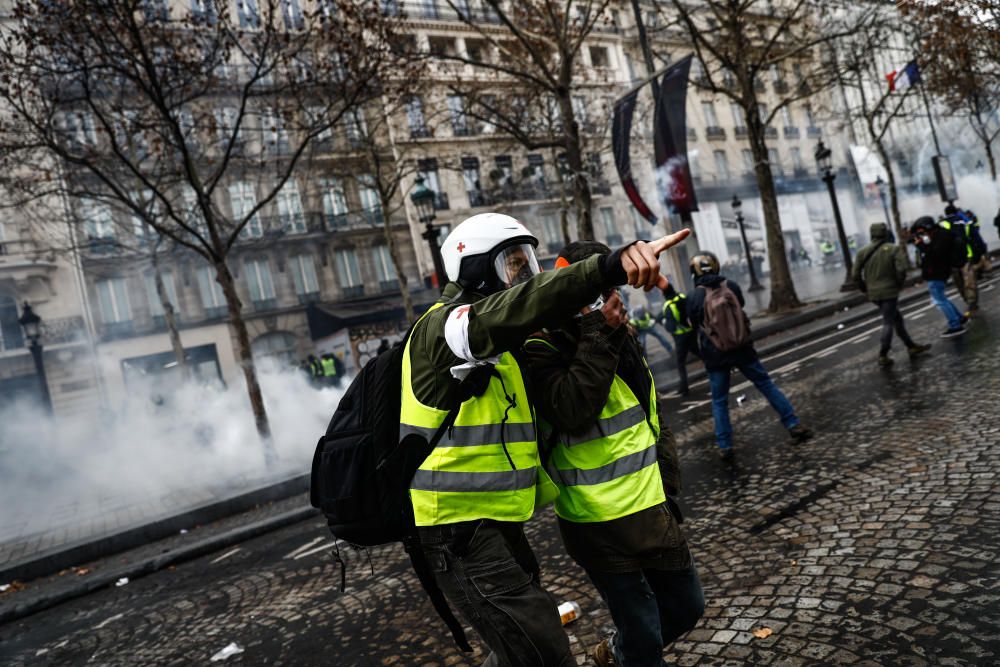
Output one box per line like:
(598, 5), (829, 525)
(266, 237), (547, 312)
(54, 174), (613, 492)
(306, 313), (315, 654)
(419, 521), (572, 667)
(586, 562), (705, 667)
(671, 332), (700, 394)
(873, 298), (915, 356)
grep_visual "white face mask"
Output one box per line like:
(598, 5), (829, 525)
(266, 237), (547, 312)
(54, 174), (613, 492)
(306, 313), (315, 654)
(921, 234), (931, 244)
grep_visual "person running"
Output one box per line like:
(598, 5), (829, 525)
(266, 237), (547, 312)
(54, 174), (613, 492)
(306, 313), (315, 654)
(520, 241), (704, 667)
(402, 212), (690, 666)
(852, 222), (931, 367)
(661, 280), (700, 396)
(629, 305), (674, 357)
(910, 217), (968, 338)
(685, 252), (813, 460)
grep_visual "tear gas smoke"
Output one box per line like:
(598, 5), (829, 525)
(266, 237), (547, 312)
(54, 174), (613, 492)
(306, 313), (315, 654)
(0, 360), (344, 551)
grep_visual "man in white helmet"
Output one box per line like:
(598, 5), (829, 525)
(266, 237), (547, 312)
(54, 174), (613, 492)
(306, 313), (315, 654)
(400, 211), (689, 666)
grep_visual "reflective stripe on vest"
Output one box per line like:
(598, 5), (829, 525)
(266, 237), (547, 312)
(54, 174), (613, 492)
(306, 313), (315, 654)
(544, 359), (665, 523)
(402, 302), (539, 527)
(321, 358), (336, 376)
(662, 295), (692, 335)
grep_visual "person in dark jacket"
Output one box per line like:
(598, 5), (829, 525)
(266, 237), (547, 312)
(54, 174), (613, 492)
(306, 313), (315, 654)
(661, 281), (700, 395)
(852, 222), (930, 367)
(910, 216), (967, 337)
(520, 241), (703, 667)
(685, 252), (812, 459)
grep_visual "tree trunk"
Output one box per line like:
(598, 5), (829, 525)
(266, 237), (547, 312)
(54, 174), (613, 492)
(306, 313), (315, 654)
(746, 108), (800, 312)
(380, 201), (415, 323)
(215, 260), (276, 465)
(873, 139), (907, 251)
(150, 249), (189, 379)
(557, 91), (594, 240)
(984, 137), (997, 181)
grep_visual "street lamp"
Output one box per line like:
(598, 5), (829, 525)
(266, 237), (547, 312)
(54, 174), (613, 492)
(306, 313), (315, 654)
(732, 194), (763, 292)
(18, 302), (53, 415)
(410, 175), (447, 290)
(814, 140), (856, 291)
(874, 175), (891, 225)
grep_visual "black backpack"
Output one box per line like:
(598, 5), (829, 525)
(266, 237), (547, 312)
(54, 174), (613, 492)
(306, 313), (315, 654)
(309, 318), (490, 651)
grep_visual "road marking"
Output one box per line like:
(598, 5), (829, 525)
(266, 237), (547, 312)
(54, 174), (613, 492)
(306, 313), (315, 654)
(294, 541), (337, 560)
(210, 548), (241, 564)
(93, 613), (124, 630)
(284, 536), (325, 560)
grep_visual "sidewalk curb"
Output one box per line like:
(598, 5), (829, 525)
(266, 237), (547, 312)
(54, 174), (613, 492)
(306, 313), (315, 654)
(1, 472), (310, 585)
(0, 505), (319, 627)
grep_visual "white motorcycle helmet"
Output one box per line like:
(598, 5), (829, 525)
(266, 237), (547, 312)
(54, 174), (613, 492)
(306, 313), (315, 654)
(441, 212), (541, 294)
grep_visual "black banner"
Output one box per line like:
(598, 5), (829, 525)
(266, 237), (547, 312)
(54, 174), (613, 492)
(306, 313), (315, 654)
(654, 55), (698, 215)
(612, 88), (657, 225)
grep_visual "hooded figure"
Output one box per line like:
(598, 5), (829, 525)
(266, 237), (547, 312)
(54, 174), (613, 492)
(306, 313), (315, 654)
(852, 223), (908, 301)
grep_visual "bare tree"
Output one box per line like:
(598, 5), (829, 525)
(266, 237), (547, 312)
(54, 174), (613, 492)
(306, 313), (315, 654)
(0, 0), (405, 450)
(901, 0), (1000, 180)
(412, 0), (617, 240)
(664, 0), (877, 311)
(835, 15), (921, 244)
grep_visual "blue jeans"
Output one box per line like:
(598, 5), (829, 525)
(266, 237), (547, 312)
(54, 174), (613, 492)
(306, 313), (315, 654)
(587, 563), (705, 667)
(637, 327), (673, 354)
(927, 279), (963, 328)
(708, 359), (799, 450)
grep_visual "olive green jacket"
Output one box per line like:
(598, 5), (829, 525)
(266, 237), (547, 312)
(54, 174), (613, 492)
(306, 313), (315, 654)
(517, 315), (691, 573)
(408, 254), (607, 410)
(853, 223), (908, 301)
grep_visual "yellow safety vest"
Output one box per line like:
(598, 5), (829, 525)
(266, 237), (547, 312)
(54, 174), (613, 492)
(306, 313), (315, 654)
(321, 357), (336, 377)
(530, 338), (665, 524)
(939, 219), (974, 259)
(662, 295), (692, 335)
(401, 304), (553, 527)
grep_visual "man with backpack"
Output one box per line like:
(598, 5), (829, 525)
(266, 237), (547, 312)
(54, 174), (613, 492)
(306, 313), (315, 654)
(393, 214), (689, 665)
(939, 205), (986, 316)
(661, 280), (700, 396)
(685, 252), (813, 460)
(520, 241), (704, 667)
(851, 222), (931, 368)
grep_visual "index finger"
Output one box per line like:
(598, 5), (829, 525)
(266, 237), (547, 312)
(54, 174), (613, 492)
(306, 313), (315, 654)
(648, 229), (691, 257)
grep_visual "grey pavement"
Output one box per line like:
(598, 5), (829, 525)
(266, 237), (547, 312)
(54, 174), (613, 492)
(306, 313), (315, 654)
(1, 275), (998, 665)
(0, 261), (890, 584)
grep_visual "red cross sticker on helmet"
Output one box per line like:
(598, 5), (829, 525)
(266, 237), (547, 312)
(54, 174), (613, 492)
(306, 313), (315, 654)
(457, 242), (466, 252)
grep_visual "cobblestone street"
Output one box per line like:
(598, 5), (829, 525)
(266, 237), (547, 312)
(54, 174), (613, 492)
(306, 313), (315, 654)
(2, 279), (999, 666)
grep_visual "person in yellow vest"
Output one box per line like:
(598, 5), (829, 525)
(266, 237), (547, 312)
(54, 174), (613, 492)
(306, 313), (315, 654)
(520, 241), (703, 667)
(401, 213), (690, 666)
(660, 281), (700, 396)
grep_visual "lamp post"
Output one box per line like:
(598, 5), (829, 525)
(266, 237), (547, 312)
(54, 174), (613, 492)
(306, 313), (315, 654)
(814, 140), (856, 291)
(731, 194), (763, 292)
(410, 175), (447, 290)
(18, 302), (53, 415)
(874, 175), (891, 225)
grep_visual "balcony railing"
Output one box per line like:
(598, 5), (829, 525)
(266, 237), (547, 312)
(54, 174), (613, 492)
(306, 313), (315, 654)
(773, 80), (790, 94)
(591, 179), (612, 196)
(783, 126), (800, 139)
(735, 127), (748, 138)
(433, 192), (450, 210)
(378, 279), (400, 292)
(764, 127), (778, 138)
(342, 285), (365, 299)
(706, 126), (726, 140)
(204, 305), (227, 319)
(807, 126), (822, 138)
(251, 297), (278, 312)
(468, 190), (492, 208)
(297, 291), (320, 305)
(324, 209), (385, 230)
(101, 320), (135, 340)
(409, 126), (432, 139)
(406, 1), (502, 24)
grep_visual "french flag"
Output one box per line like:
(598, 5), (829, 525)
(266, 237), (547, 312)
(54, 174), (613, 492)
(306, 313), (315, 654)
(886, 60), (921, 93)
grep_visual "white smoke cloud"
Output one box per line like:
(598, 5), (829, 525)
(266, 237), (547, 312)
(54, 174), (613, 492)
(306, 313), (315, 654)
(0, 363), (345, 552)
